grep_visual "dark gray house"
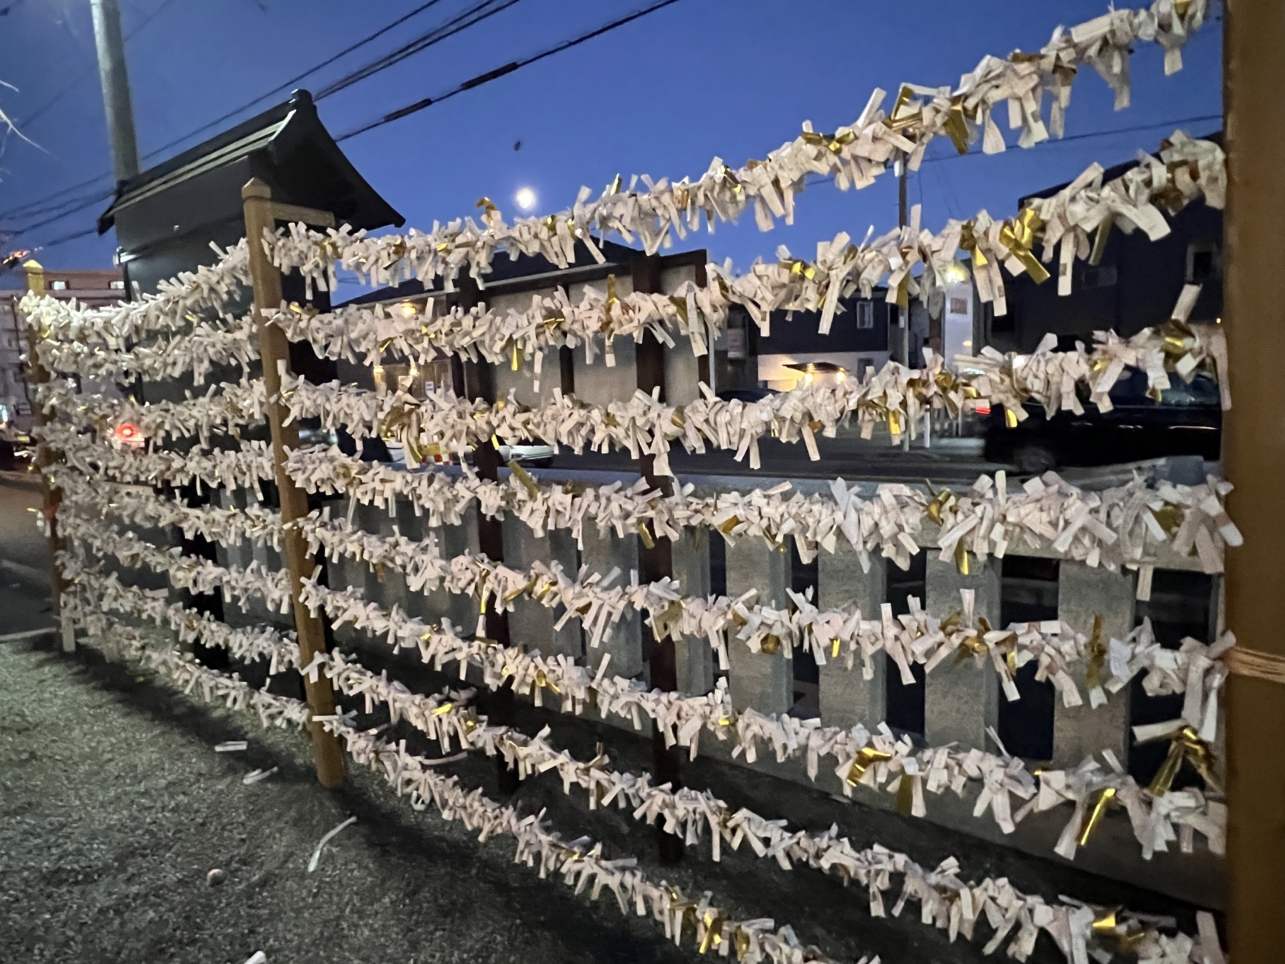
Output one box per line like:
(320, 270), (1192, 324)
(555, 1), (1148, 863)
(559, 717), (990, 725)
(989, 133), (1223, 353)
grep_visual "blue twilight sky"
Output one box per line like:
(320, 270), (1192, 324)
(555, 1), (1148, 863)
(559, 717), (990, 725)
(0, 0), (1223, 280)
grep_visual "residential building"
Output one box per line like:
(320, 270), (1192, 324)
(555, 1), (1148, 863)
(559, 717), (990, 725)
(989, 133), (1223, 353)
(0, 268), (125, 433)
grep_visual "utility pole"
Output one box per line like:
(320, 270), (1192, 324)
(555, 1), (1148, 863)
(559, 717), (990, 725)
(898, 160), (911, 451)
(1224, 2), (1285, 962)
(90, 0), (140, 183)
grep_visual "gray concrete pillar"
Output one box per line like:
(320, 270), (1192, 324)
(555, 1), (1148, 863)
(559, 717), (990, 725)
(671, 527), (714, 695)
(403, 503), (480, 639)
(1053, 562), (1135, 767)
(724, 538), (792, 715)
(818, 547), (886, 730)
(579, 525), (644, 679)
(363, 501), (410, 620)
(924, 555), (1001, 751)
(501, 515), (582, 659)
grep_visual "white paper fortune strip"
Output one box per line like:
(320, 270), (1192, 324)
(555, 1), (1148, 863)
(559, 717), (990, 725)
(269, 284), (1228, 466)
(289, 574), (1226, 860)
(41, 423), (275, 491)
(263, 132), (1221, 372)
(263, 2), (1209, 297)
(19, 239), (249, 347)
(280, 449), (1240, 577)
(38, 375), (268, 448)
(79, 614), (881, 964)
(34, 307), (258, 384)
(58, 511), (291, 614)
(55, 474), (1236, 719)
(62, 555), (1227, 871)
(70, 573), (1217, 964)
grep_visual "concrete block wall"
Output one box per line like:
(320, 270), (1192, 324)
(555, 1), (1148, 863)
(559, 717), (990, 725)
(724, 538), (792, 714)
(579, 525), (643, 679)
(671, 526), (714, 695)
(568, 273), (636, 408)
(923, 555), (1002, 752)
(501, 515), (583, 660)
(817, 547), (885, 730)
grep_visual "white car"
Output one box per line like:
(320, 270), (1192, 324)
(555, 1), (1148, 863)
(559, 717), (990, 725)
(498, 442), (555, 467)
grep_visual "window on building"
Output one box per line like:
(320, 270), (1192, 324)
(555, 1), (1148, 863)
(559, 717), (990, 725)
(1186, 240), (1221, 284)
(110, 280), (126, 290)
(997, 556), (1060, 761)
(1129, 569), (1216, 785)
(948, 296), (969, 316)
(1082, 265), (1118, 288)
(50, 280), (67, 291)
(856, 301), (874, 329)
(709, 534), (728, 684)
(709, 532), (726, 598)
(885, 551), (927, 736)
(789, 541), (820, 718)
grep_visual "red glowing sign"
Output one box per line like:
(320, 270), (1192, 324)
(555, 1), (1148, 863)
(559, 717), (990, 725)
(114, 422), (142, 445)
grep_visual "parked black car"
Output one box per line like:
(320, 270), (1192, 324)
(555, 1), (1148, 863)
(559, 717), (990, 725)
(716, 387), (776, 404)
(982, 369), (1221, 472)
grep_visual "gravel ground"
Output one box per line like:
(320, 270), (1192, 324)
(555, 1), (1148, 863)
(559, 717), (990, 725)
(0, 633), (702, 964)
(0, 628), (1211, 964)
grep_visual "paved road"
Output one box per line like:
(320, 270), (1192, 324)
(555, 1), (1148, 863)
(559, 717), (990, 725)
(0, 476), (52, 637)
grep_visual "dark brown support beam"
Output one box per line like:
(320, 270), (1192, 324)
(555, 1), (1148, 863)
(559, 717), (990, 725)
(633, 253), (682, 865)
(455, 277), (520, 795)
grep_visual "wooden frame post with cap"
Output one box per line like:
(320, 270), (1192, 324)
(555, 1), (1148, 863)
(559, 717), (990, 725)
(1224, 2), (1285, 960)
(19, 260), (74, 653)
(241, 177), (345, 788)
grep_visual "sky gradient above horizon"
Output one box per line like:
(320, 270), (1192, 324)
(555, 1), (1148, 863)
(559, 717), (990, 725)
(0, 0), (1223, 280)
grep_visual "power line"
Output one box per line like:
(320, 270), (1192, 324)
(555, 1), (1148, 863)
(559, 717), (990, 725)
(315, 0), (526, 100)
(918, 112), (1223, 164)
(337, 0), (686, 141)
(8, 109), (1226, 254)
(6, 0), (679, 247)
(0, 0), (501, 221)
(15, 0), (185, 133)
(138, 0), (464, 165)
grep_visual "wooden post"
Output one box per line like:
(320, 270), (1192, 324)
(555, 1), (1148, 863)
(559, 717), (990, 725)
(241, 178), (345, 788)
(634, 253), (682, 865)
(20, 260), (74, 652)
(1224, 3), (1285, 961)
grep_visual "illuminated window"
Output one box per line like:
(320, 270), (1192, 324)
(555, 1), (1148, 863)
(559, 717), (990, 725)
(856, 301), (874, 329)
(50, 280), (67, 291)
(110, 280), (125, 290)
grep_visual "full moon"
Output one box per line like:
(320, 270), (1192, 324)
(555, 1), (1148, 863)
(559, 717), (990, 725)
(514, 187), (537, 210)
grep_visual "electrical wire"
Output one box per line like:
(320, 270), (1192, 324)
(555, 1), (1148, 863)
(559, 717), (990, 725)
(13, 0), (186, 134)
(0, 0), (496, 221)
(7, 108), (1227, 254)
(138, 0), (472, 165)
(337, 0), (685, 141)
(314, 0), (526, 100)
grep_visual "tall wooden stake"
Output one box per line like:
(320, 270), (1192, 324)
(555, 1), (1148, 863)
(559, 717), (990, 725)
(241, 178), (345, 788)
(1225, 2), (1285, 960)
(20, 260), (73, 652)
